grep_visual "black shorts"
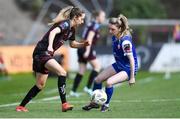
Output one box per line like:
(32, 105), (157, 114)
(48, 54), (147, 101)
(33, 51), (53, 74)
(77, 47), (96, 64)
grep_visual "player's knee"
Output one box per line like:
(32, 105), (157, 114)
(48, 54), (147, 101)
(106, 79), (113, 87)
(57, 70), (67, 76)
(94, 77), (101, 84)
(93, 64), (101, 72)
(78, 70), (85, 75)
(36, 81), (46, 89)
(94, 67), (101, 72)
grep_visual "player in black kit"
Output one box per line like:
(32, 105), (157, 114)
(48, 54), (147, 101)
(70, 10), (106, 96)
(16, 6), (89, 112)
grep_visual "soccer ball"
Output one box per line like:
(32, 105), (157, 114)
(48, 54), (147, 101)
(91, 89), (107, 105)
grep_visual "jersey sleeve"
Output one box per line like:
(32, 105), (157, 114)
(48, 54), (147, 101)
(121, 40), (133, 56)
(89, 22), (99, 32)
(58, 21), (70, 31)
(69, 28), (75, 41)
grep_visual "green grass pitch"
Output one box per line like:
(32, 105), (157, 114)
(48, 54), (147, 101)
(0, 71), (180, 118)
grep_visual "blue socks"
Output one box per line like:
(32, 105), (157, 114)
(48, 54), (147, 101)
(105, 87), (114, 104)
(93, 82), (114, 105)
(92, 82), (102, 91)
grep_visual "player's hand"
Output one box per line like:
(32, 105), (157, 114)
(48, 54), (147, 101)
(47, 46), (53, 52)
(47, 46), (54, 56)
(129, 77), (135, 86)
(83, 40), (90, 47)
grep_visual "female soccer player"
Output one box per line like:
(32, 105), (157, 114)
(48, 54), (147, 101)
(16, 6), (89, 112)
(82, 14), (138, 112)
(69, 10), (106, 96)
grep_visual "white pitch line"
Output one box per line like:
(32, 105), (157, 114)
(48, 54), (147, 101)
(44, 88), (58, 95)
(0, 101), (36, 108)
(0, 102), (19, 108)
(138, 77), (155, 84)
(41, 96), (59, 101)
(39, 97), (180, 103)
(1, 97), (180, 108)
(1, 76), (156, 102)
(0, 76), (167, 108)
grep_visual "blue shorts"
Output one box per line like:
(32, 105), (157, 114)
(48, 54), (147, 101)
(112, 62), (137, 80)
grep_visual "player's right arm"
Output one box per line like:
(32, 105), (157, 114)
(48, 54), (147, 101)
(48, 27), (61, 52)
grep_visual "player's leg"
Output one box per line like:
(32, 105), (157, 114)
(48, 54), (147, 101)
(16, 73), (48, 112)
(84, 58), (101, 94)
(101, 71), (128, 112)
(92, 65), (116, 91)
(45, 59), (73, 112)
(71, 48), (88, 96)
(82, 65), (116, 111)
(70, 63), (86, 97)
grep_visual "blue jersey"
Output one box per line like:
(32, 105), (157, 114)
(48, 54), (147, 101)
(112, 35), (138, 75)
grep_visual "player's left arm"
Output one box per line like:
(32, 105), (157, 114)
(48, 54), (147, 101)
(69, 29), (90, 48)
(127, 54), (135, 86)
(122, 40), (135, 86)
(83, 31), (95, 58)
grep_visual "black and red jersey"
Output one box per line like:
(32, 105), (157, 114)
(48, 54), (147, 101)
(82, 21), (100, 45)
(33, 20), (75, 55)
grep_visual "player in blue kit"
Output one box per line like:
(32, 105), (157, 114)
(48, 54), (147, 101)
(16, 6), (89, 112)
(82, 14), (138, 112)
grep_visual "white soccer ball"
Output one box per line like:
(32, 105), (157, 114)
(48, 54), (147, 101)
(91, 89), (107, 105)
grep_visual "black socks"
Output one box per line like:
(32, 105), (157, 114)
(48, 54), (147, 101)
(72, 73), (83, 92)
(20, 85), (41, 107)
(58, 76), (67, 104)
(19, 75), (67, 106)
(87, 70), (98, 89)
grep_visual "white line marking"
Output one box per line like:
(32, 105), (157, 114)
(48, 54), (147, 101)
(138, 77), (155, 84)
(0, 102), (19, 108)
(0, 76), (171, 108)
(1, 98), (180, 108)
(41, 96), (59, 101)
(44, 88), (58, 94)
(37, 98), (180, 104)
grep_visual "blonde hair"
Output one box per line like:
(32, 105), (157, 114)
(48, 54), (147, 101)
(48, 6), (84, 25)
(48, 6), (73, 25)
(109, 14), (132, 36)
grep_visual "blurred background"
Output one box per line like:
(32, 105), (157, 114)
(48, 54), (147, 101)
(0, 0), (180, 118)
(0, 0), (180, 75)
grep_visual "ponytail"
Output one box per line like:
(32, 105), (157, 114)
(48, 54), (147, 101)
(48, 6), (73, 25)
(118, 14), (132, 35)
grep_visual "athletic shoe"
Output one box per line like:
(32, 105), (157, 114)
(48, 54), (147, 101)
(82, 102), (100, 111)
(16, 106), (28, 112)
(69, 91), (81, 97)
(83, 87), (93, 96)
(101, 104), (110, 112)
(62, 102), (74, 112)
